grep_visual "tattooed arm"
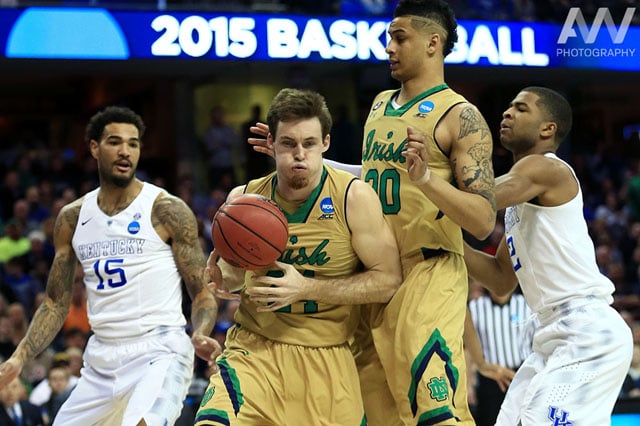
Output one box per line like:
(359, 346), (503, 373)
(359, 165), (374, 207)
(403, 103), (496, 240)
(153, 193), (221, 365)
(0, 200), (80, 388)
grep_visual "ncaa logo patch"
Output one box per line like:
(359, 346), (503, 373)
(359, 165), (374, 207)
(320, 197), (334, 214)
(418, 100), (435, 114)
(128, 221), (140, 234)
(318, 197), (335, 220)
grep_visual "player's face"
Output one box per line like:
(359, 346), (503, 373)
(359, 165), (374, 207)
(386, 17), (430, 82)
(91, 122), (141, 188)
(272, 117), (329, 191)
(499, 91), (545, 153)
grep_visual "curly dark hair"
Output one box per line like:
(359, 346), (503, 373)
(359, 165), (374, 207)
(85, 106), (146, 144)
(394, 0), (458, 56)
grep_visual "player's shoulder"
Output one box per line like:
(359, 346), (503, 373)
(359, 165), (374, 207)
(228, 185), (248, 202)
(58, 197), (84, 222)
(514, 153), (567, 170)
(345, 178), (378, 205)
(151, 190), (195, 224)
(372, 89), (397, 103)
(514, 153), (574, 180)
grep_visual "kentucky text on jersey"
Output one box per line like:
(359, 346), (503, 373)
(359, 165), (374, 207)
(362, 130), (407, 163)
(76, 238), (145, 261)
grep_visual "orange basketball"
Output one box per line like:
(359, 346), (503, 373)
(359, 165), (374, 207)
(212, 194), (288, 270)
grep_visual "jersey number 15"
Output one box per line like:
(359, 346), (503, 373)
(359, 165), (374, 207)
(93, 259), (127, 289)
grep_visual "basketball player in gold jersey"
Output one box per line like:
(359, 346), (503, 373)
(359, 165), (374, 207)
(248, 2), (495, 424)
(195, 88), (402, 425)
(362, 1), (496, 424)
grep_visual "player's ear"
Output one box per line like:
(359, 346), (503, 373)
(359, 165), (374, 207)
(89, 139), (99, 159)
(540, 121), (557, 139)
(426, 32), (440, 55)
(267, 132), (275, 147)
(322, 134), (330, 154)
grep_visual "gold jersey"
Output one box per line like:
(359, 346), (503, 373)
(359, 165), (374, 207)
(362, 84), (467, 264)
(236, 166), (362, 347)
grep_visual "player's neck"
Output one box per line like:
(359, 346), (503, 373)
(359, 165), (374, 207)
(97, 179), (144, 216)
(398, 71), (444, 105)
(275, 175), (321, 209)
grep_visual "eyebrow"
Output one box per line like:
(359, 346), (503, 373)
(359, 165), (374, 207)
(105, 134), (140, 142)
(509, 101), (529, 109)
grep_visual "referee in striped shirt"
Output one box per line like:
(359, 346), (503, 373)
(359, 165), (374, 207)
(468, 280), (533, 426)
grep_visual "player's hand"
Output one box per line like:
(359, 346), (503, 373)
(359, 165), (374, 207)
(402, 126), (432, 185)
(248, 122), (274, 158)
(477, 362), (514, 392)
(206, 249), (240, 300)
(246, 261), (311, 312)
(192, 334), (222, 374)
(0, 357), (23, 389)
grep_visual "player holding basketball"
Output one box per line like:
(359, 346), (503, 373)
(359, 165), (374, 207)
(0, 106), (221, 425)
(463, 87), (633, 425)
(248, 1), (495, 424)
(194, 88), (402, 425)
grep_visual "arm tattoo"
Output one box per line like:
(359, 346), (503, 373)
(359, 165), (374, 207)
(23, 206), (78, 360)
(154, 196), (217, 333)
(458, 106), (491, 140)
(454, 142), (497, 212)
(153, 196), (202, 291)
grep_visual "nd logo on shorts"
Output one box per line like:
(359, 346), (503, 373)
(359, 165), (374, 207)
(426, 376), (449, 402)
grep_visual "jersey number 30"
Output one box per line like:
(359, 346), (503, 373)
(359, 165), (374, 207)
(364, 168), (401, 214)
(93, 259), (127, 289)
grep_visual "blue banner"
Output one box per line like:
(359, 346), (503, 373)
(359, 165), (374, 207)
(0, 7), (637, 71)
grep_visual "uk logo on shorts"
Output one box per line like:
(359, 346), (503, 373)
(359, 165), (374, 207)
(548, 406), (573, 426)
(318, 197), (335, 220)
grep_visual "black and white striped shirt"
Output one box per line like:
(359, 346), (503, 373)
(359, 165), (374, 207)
(468, 292), (533, 370)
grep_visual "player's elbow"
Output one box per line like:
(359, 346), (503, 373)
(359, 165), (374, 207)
(467, 212), (496, 241)
(490, 274), (518, 297)
(378, 273), (403, 303)
(467, 221), (495, 241)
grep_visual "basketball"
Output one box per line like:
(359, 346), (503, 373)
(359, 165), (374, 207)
(212, 194), (288, 270)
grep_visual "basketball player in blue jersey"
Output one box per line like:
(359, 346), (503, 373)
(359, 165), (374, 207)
(464, 87), (633, 425)
(248, 1), (496, 424)
(195, 88), (402, 425)
(0, 106), (221, 426)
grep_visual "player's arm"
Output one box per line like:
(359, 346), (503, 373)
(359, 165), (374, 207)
(495, 154), (577, 210)
(247, 180), (402, 309)
(463, 306), (514, 392)
(330, 179), (402, 303)
(404, 103), (496, 240)
(0, 201), (80, 387)
(153, 194), (220, 362)
(463, 237), (517, 297)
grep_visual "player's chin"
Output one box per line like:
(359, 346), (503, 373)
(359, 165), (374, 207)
(287, 174), (308, 190)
